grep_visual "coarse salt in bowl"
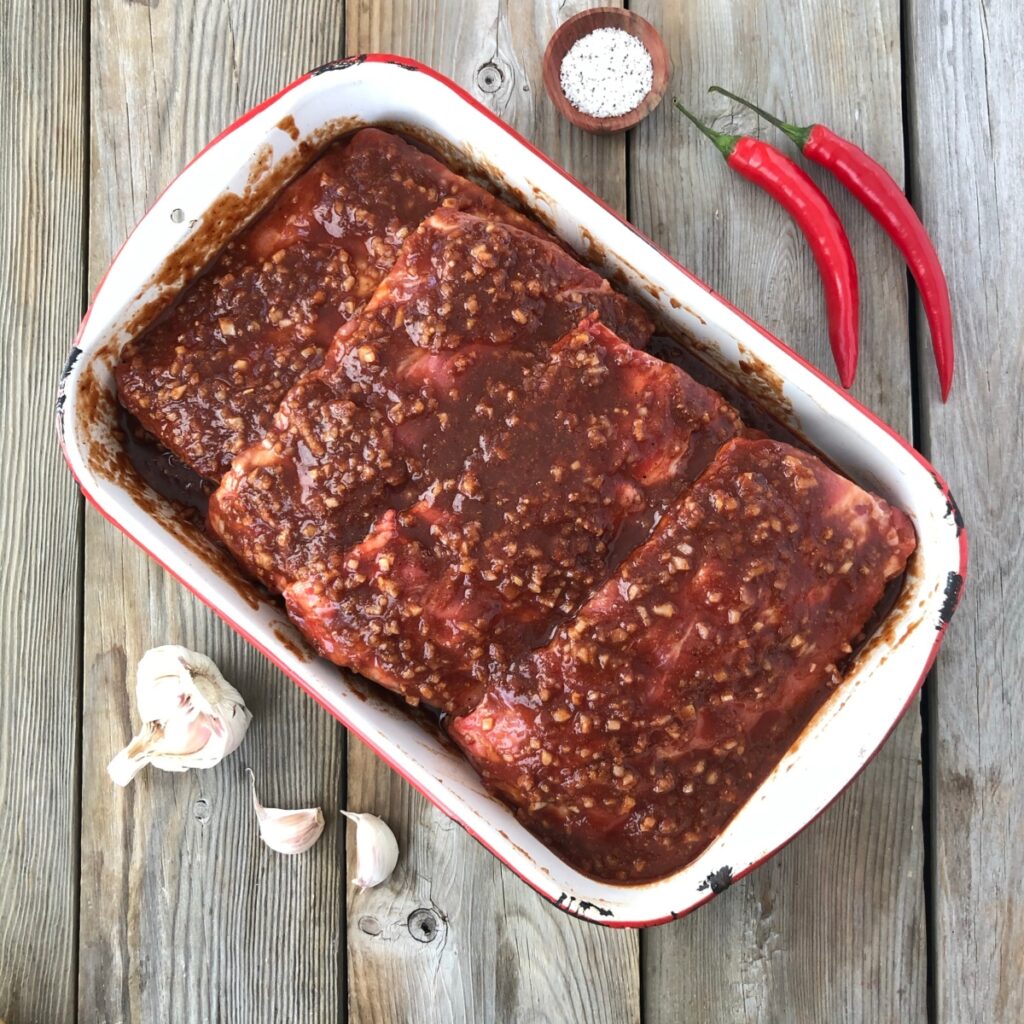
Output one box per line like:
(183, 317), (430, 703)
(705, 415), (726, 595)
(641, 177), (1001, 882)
(542, 8), (671, 134)
(560, 27), (654, 119)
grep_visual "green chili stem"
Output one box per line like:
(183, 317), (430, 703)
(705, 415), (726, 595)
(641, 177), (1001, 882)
(672, 99), (738, 160)
(708, 86), (812, 149)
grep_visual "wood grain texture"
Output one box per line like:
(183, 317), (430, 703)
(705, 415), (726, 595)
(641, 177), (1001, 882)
(80, 4), (348, 1022)
(630, 2), (926, 1021)
(0, 4), (85, 1023)
(907, 1), (1023, 1020)
(2, 0), (1012, 1018)
(344, 3), (639, 1022)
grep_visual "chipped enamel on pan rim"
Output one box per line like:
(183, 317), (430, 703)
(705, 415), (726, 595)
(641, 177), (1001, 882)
(57, 55), (966, 928)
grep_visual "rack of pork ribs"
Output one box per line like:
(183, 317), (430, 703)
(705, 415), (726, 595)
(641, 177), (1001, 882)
(117, 129), (916, 883)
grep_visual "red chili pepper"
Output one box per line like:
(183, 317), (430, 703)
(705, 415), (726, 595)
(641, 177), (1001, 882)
(710, 86), (954, 401)
(673, 100), (859, 389)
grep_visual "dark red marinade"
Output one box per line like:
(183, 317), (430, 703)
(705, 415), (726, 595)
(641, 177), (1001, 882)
(283, 316), (742, 715)
(117, 128), (917, 883)
(116, 128), (553, 481)
(208, 206), (653, 597)
(453, 438), (915, 881)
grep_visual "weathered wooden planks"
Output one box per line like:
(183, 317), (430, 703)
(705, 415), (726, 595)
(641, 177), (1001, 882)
(79, 4), (348, 1022)
(630, 2), (926, 1021)
(343, 3), (639, 1022)
(0, 4), (85, 1023)
(0, 0), (1013, 1018)
(907, 1), (1023, 1021)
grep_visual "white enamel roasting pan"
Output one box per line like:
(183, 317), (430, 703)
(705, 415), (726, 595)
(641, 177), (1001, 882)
(58, 55), (966, 927)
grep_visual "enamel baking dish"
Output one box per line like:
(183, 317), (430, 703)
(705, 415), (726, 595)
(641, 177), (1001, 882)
(58, 55), (966, 927)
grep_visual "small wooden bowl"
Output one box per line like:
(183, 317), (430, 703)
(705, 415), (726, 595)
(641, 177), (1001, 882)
(542, 8), (671, 134)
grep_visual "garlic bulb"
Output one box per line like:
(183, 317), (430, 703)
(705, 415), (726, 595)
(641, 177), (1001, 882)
(342, 811), (399, 887)
(247, 769), (325, 855)
(107, 645), (252, 786)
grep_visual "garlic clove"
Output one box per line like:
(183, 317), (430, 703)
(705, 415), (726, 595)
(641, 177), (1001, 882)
(107, 716), (215, 785)
(247, 769), (325, 855)
(341, 811), (399, 888)
(107, 645), (251, 786)
(159, 710), (216, 756)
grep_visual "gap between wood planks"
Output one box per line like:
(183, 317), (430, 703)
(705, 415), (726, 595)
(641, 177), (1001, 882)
(897, 1), (938, 1018)
(72, 0), (92, 1017)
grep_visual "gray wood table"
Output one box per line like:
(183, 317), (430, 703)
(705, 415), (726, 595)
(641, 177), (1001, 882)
(1, 1), (1019, 1021)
